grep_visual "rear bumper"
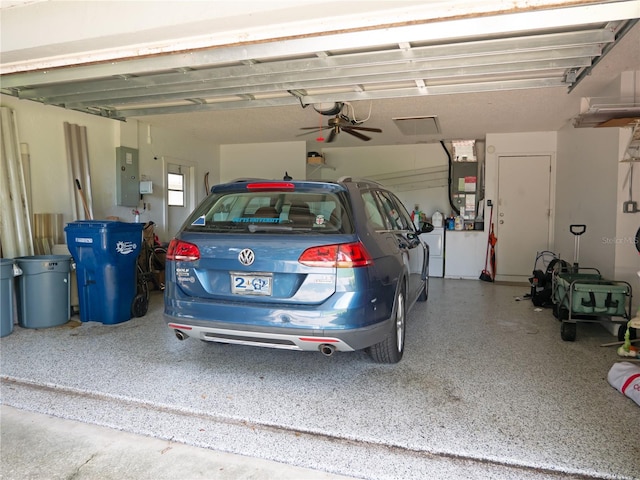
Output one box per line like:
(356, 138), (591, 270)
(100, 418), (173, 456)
(165, 315), (394, 352)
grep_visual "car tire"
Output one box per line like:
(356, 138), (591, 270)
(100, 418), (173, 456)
(367, 284), (406, 364)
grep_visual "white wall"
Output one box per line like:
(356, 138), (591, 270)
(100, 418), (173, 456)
(313, 143), (451, 218)
(615, 128), (640, 315)
(220, 142), (306, 182)
(555, 125), (620, 279)
(123, 121), (219, 241)
(0, 94), (219, 244)
(1, 94), (117, 223)
(614, 70), (640, 314)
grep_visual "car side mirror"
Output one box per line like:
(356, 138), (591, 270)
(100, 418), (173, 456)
(420, 222), (434, 233)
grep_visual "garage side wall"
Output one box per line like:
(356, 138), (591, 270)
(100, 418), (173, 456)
(0, 94), (220, 244)
(615, 128), (640, 315)
(0, 94), (117, 226)
(556, 124), (619, 279)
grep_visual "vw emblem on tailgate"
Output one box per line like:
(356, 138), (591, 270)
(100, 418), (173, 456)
(238, 248), (255, 266)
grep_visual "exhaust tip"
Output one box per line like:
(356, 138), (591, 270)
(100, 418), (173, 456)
(174, 330), (187, 341)
(319, 343), (336, 356)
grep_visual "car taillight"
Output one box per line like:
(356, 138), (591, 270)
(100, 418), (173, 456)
(299, 242), (373, 268)
(166, 239), (200, 261)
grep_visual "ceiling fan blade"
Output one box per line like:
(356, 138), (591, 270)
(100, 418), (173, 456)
(326, 129), (337, 143)
(343, 128), (371, 141)
(349, 126), (382, 133)
(296, 126), (330, 137)
(300, 126), (330, 130)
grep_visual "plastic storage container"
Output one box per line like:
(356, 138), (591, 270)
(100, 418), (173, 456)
(432, 211), (443, 228)
(554, 273), (630, 315)
(1, 258), (21, 337)
(15, 255), (71, 329)
(65, 221), (144, 325)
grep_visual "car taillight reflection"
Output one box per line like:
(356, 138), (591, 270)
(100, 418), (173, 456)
(299, 242), (372, 268)
(166, 239), (200, 261)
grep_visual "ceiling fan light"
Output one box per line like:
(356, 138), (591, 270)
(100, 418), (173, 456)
(313, 102), (343, 116)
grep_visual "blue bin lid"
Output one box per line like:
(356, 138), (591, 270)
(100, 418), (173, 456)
(65, 220), (144, 231)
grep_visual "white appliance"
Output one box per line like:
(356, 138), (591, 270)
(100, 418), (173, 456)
(444, 230), (486, 279)
(422, 227), (444, 277)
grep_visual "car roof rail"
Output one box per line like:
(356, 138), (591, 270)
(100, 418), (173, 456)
(337, 176), (384, 188)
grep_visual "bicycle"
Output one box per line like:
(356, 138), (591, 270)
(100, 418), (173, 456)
(132, 222), (167, 318)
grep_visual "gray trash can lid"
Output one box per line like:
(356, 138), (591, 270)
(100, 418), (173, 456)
(15, 255), (72, 274)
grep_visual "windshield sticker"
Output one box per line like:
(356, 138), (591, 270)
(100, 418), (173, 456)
(191, 215), (206, 226)
(314, 215), (326, 227)
(233, 217), (281, 223)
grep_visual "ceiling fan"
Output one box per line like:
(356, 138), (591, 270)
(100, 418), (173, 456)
(299, 114), (382, 143)
(298, 102), (382, 143)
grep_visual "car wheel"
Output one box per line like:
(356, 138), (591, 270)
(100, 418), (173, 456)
(367, 285), (406, 364)
(418, 275), (428, 302)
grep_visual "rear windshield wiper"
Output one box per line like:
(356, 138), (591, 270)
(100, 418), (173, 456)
(248, 224), (294, 233)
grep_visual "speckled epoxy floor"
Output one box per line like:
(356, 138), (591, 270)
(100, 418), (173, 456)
(1, 279), (639, 480)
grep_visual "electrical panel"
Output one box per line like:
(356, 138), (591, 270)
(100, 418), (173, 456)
(116, 147), (139, 207)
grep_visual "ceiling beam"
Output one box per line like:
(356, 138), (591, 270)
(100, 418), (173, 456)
(115, 77), (565, 118)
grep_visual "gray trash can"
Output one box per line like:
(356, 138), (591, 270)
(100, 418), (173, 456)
(1, 258), (20, 337)
(15, 255), (71, 329)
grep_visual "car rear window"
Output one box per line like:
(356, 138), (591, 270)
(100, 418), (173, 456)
(183, 190), (353, 234)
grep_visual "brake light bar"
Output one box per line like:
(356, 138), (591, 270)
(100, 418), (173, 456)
(246, 182), (295, 191)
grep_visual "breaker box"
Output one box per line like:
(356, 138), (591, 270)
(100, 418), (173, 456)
(116, 147), (139, 207)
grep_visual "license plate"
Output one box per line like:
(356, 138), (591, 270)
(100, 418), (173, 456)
(231, 273), (272, 295)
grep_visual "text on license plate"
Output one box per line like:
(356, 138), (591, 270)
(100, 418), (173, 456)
(231, 274), (272, 295)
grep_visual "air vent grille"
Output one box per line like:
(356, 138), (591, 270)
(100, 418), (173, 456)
(392, 116), (441, 136)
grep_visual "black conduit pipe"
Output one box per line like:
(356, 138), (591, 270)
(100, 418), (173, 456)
(441, 140), (459, 215)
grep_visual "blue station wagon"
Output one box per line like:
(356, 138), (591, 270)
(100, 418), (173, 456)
(164, 177), (432, 363)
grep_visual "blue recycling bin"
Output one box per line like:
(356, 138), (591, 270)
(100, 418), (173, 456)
(65, 221), (144, 324)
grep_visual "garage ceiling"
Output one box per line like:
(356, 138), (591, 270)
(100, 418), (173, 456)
(1, 1), (639, 146)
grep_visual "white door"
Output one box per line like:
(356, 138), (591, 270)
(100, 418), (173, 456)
(166, 161), (195, 238)
(496, 155), (552, 280)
